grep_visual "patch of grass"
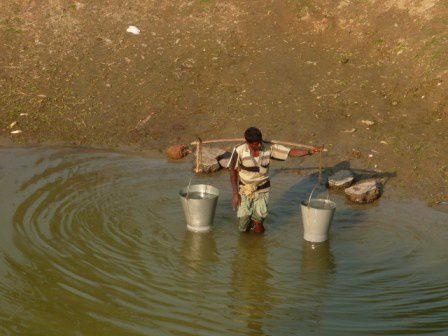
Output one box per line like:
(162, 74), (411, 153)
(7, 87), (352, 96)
(62, 87), (75, 97)
(431, 47), (446, 60)
(12, 2), (21, 14)
(429, 37), (442, 46)
(4, 27), (23, 34)
(27, 83), (40, 93)
(409, 142), (426, 153)
(337, 79), (347, 86)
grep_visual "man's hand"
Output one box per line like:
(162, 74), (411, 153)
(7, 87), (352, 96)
(232, 192), (241, 211)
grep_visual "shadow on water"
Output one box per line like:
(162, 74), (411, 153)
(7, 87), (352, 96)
(327, 161), (397, 195)
(269, 160), (397, 228)
(273, 160), (397, 185)
(229, 235), (273, 336)
(272, 240), (337, 335)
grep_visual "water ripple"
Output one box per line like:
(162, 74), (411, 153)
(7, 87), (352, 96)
(1, 148), (448, 335)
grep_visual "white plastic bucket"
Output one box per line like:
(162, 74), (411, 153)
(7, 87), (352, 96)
(300, 185), (336, 243)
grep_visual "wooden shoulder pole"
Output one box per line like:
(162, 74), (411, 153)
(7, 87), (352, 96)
(190, 138), (315, 150)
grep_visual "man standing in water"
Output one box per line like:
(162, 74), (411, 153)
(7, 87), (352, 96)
(228, 127), (322, 233)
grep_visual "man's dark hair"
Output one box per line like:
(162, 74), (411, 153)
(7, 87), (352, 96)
(244, 127), (262, 143)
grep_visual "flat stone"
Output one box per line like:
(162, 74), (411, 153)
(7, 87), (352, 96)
(344, 179), (381, 204)
(328, 170), (355, 190)
(193, 147), (228, 173)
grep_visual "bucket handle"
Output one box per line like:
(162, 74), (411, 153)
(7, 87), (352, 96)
(185, 176), (193, 226)
(307, 182), (330, 208)
(186, 176), (193, 199)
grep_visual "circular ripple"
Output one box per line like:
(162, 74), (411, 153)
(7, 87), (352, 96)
(4, 149), (222, 335)
(1, 149), (448, 335)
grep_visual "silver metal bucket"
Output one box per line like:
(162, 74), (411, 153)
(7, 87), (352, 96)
(300, 186), (336, 243)
(179, 184), (219, 232)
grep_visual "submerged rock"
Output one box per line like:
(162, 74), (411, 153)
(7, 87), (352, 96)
(344, 179), (381, 204)
(328, 170), (354, 189)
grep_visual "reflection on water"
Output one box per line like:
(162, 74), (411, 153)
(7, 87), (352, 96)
(299, 240), (335, 331)
(182, 231), (218, 271)
(301, 241), (335, 281)
(1, 147), (448, 335)
(230, 235), (272, 336)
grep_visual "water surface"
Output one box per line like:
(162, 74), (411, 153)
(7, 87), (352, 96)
(0, 147), (447, 335)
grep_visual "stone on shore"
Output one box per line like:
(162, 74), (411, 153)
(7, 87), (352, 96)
(344, 179), (381, 203)
(193, 147), (229, 173)
(166, 145), (189, 160)
(328, 170), (355, 189)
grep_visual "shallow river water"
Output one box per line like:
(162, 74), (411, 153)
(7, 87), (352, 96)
(0, 147), (447, 336)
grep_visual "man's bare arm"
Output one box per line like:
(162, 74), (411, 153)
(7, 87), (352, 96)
(288, 146), (323, 158)
(230, 168), (241, 210)
(288, 149), (311, 158)
(230, 168), (239, 194)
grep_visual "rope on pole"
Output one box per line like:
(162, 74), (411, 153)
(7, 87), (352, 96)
(195, 137), (203, 173)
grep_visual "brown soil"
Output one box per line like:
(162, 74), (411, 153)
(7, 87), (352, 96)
(1, 0), (447, 203)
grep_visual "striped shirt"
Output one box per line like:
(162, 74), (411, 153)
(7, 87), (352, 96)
(228, 142), (291, 193)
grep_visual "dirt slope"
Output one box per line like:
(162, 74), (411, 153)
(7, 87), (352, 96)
(1, 0), (447, 202)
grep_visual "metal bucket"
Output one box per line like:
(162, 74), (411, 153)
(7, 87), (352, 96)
(300, 186), (336, 243)
(179, 184), (219, 232)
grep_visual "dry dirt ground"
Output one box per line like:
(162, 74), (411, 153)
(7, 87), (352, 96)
(1, 0), (447, 203)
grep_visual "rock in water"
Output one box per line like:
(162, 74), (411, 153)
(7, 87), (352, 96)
(194, 147), (228, 173)
(344, 179), (380, 203)
(328, 170), (354, 189)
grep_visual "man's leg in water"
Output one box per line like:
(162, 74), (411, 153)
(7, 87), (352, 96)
(251, 192), (269, 233)
(237, 195), (253, 232)
(237, 192), (269, 232)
